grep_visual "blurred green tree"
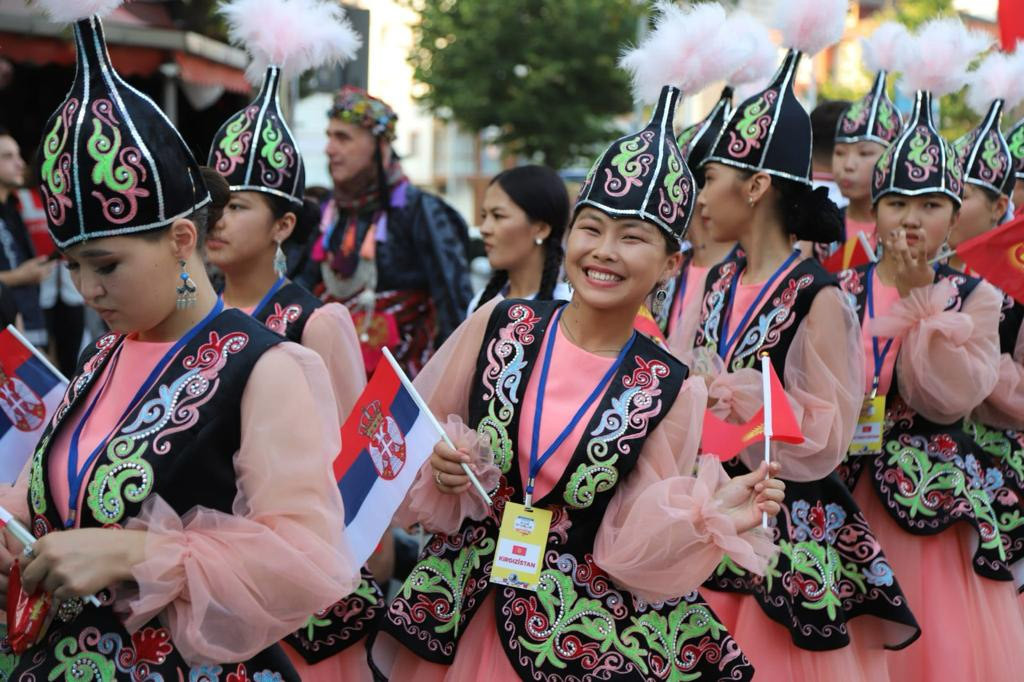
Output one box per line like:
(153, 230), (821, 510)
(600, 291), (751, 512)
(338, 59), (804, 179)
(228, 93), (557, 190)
(406, 0), (645, 168)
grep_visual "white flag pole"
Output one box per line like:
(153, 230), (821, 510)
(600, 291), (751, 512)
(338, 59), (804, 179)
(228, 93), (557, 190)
(4, 325), (68, 383)
(760, 353), (773, 530)
(381, 347), (492, 506)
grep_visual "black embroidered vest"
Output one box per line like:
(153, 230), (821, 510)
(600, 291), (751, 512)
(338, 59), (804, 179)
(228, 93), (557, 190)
(251, 281), (321, 344)
(838, 264), (1024, 581)
(380, 299), (755, 680)
(249, 283), (384, 663)
(8, 310), (299, 681)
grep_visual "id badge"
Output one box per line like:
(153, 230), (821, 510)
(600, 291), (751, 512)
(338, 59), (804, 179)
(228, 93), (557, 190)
(849, 396), (886, 456)
(489, 502), (551, 592)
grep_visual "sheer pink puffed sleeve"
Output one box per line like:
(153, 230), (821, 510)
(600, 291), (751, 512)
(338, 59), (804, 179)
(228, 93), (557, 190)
(593, 377), (775, 602)
(120, 343), (359, 665)
(974, 319), (1024, 429)
(704, 287), (864, 481)
(667, 283), (704, 358)
(393, 299), (503, 534)
(302, 302), (366, 419)
(870, 279), (1001, 424)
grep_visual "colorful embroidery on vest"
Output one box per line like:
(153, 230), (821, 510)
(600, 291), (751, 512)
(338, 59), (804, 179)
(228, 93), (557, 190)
(86, 331), (249, 525)
(565, 358), (669, 509)
(728, 274), (814, 370)
(478, 304), (541, 473)
(263, 303), (303, 336)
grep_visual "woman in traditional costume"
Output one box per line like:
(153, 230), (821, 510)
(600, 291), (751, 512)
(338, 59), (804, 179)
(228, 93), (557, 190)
(690, 2), (920, 680)
(0, 2), (359, 680)
(369, 5), (786, 680)
(837, 19), (1024, 682)
(204, 3), (384, 679)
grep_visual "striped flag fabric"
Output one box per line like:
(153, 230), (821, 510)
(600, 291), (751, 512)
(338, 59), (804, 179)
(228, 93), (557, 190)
(0, 325), (66, 483)
(334, 352), (436, 566)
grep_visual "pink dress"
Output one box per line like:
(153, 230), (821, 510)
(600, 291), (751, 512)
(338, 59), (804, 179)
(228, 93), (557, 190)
(0, 335), (357, 666)
(371, 299), (775, 680)
(667, 261), (711, 356)
(694, 259), (912, 681)
(849, 275), (1024, 682)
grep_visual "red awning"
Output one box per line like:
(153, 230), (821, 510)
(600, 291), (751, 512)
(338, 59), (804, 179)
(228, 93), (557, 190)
(0, 32), (250, 94)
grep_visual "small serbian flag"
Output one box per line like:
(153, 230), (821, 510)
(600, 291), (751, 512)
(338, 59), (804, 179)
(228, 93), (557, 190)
(956, 213), (1024, 305)
(0, 326), (66, 484)
(823, 231), (876, 274)
(334, 349), (435, 566)
(700, 358), (803, 461)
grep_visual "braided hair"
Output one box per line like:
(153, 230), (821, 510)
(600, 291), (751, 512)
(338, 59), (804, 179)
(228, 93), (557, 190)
(474, 165), (569, 311)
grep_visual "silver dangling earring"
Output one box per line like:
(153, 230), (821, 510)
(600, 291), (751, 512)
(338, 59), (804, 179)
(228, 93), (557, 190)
(273, 239), (287, 278)
(176, 259), (197, 309)
(652, 283), (669, 317)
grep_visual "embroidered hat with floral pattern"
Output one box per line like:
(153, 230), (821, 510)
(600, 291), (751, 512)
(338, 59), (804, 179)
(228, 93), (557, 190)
(872, 19), (991, 207)
(704, 0), (850, 186)
(677, 10), (776, 182)
(835, 22), (908, 146)
(209, 0), (360, 206)
(952, 48), (1024, 198)
(32, 0), (211, 249)
(328, 86), (398, 142)
(576, 2), (750, 243)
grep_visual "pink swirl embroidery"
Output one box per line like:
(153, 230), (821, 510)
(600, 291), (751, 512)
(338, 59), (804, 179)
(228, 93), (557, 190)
(265, 303), (302, 335)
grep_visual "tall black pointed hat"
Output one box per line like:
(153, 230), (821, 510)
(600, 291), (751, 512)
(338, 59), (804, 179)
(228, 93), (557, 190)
(952, 50), (1024, 198)
(209, 0), (361, 205)
(677, 87), (733, 178)
(872, 18), (991, 206)
(705, 0), (851, 185)
(835, 23), (907, 146)
(35, 3), (210, 249)
(578, 3), (746, 242)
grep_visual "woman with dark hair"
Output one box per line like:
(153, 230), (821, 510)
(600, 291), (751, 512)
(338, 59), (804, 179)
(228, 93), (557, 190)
(468, 165), (570, 314)
(688, 6), (919, 680)
(0, 3), (359, 680)
(205, 3), (383, 680)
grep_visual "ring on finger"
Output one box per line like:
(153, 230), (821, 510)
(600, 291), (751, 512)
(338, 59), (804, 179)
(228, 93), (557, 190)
(22, 546), (35, 560)
(434, 470), (444, 487)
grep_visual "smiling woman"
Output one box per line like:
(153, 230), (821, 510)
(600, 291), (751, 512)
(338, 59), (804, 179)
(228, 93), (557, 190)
(369, 5), (789, 679)
(0, 3), (361, 680)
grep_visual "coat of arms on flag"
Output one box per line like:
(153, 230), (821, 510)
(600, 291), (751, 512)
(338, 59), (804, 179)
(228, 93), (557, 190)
(0, 326), (67, 484)
(359, 399), (406, 480)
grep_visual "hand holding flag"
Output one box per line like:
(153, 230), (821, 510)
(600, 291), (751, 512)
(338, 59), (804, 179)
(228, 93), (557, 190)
(334, 348), (491, 567)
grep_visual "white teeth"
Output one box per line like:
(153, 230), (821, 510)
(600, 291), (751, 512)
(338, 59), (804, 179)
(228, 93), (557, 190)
(586, 269), (622, 282)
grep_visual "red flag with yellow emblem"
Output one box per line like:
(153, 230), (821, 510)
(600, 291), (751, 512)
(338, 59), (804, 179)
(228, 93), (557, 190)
(956, 213), (1024, 305)
(700, 360), (803, 461)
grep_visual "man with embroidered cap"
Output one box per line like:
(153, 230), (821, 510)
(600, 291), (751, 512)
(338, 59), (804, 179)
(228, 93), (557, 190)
(297, 86), (472, 378)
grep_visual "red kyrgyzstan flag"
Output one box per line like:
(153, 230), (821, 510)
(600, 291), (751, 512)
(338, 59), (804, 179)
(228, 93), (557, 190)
(700, 360), (804, 461)
(822, 232), (875, 274)
(955, 213), (1024, 305)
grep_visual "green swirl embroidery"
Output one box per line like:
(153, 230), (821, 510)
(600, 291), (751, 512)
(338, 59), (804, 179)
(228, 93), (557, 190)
(662, 153), (685, 205)
(966, 421), (1024, 485)
(29, 434), (49, 516)
(260, 118), (286, 170)
(877, 99), (897, 135)
(401, 538), (495, 637)
(608, 131), (653, 188)
(783, 540), (864, 621)
(49, 635), (116, 682)
(736, 96), (772, 141)
(624, 599), (729, 682)
(219, 110), (252, 159)
(86, 436), (154, 526)
(905, 129), (938, 178)
(1008, 126), (1024, 163)
(981, 134), (1005, 177)
(41, 115), (69, 198)
(520, 570), (647, 673)
(87, 119), (133, 193)
(676, 124), (699, 151)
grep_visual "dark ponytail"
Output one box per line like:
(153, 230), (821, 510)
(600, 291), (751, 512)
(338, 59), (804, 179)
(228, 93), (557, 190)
(770, 177), (843, 243)
(474, 165), (569, 311)
(266, 194), (321, 246)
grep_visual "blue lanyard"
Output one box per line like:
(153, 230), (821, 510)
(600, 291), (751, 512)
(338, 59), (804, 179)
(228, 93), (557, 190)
(251, 276), (286, 317)
(526, 305), (635, 507)
(718, 250), (801, 360)
(865, 265), (894, 398)
(64, 298), (225, 528)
